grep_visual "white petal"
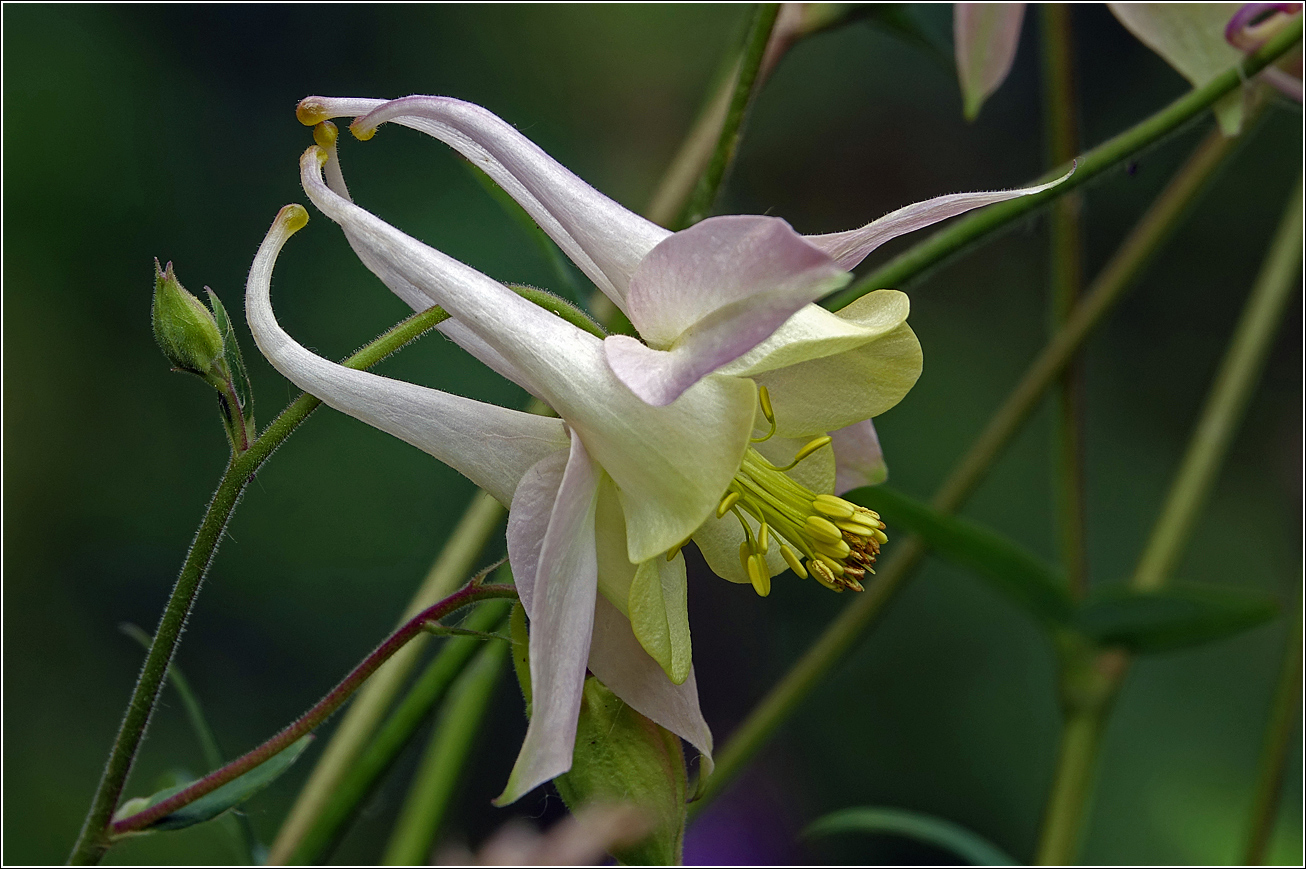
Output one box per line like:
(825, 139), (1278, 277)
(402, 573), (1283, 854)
(304, 149), (760, 561)
(506, 448), (571, 617)
(603, 216), (850, 406)
(752, 322), (922, 438)
(587, 594), (713, 770)
(498, 436), (601, 805)
(830, 419), (888, 494)
(302, 94), (671, 310)
(804, 167), (1075, 270)
(717, 290), (911, 379)
(244, 205), (568, 506)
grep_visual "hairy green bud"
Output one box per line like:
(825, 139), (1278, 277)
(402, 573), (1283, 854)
(151, 260), (225, 383)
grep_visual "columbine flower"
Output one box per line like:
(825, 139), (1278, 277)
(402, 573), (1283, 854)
(247, 94), (1065, 804)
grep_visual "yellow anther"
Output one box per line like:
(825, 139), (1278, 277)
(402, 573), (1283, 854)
(872, 528), (889, 545)
(750, 385), (778, 443)
(813, 552), (845, 577)
(844, 577), (865, 592)
(780, 545), (807, 579)
(812, 493), (856, 520)
(834, 518), (879, 537)
(738, 541), (752, 576)
(747, 554), (771, 597)
(757, 522), (770, 553)
(278, 204), (310, 233)
(296, 98), (331, 127)
(717, 491), (741, 518)
(804, 515), (843, 544)
(759, 385), (775, 424)
(775, 436), (833, 470)
(814, 538), (852, 560)
(808, 559), (843, 591)
(313, 120), (338, 149)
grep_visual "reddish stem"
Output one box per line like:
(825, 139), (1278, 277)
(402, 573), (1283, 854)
(109, 583), (518, 837)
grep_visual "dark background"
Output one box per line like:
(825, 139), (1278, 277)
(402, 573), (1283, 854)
(4, 4), (1301, 865)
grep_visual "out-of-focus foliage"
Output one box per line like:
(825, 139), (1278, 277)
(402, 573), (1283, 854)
(3, 5), (1300, 864)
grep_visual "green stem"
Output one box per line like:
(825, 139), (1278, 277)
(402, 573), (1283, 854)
(68, 304), (450, 865)
(1033, 176), (1303, 865)
(696, 123), (1246, 815)
(287, 600), (513, 864)
(109, 585), (518, 836)
(269, 491), (507, 862)
(1040, 2), (1089, 598)
(825, 16), (1302, 310)
(382, 637), (510, 865)
(1133, 176), (1304, 591)
(1243, 598), (1304, 865)
(672, 3), (781, 230)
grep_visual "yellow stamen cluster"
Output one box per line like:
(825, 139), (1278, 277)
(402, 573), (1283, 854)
(721, 387), (887, 597)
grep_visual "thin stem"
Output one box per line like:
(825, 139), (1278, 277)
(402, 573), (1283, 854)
(672, 3), (781, 230)
(109, 584), (518, 836)
(645, 4), (804, 227)
(1033, 176), (1304, 865)
(68, 304), (450, 865)
(1243, 598), (1303, 865)
(382, 638), (510, 865)
(825, 16), (1302, 310)
(268, 492), (507, 863)
(1133, 175), (1304, 591)
(696, 123), (1245, 814)
(1040, 2), (1090, 598)
(287, 600), (513, 864)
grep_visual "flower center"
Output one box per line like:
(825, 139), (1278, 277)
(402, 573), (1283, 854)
(714, 387), (887, 598)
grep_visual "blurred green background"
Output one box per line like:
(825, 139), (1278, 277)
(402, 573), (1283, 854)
(4, 4), (1300, 865)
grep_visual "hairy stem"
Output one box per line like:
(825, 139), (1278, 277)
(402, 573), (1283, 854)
(109, 584), (518, 836)
(672, 3), (781, 230)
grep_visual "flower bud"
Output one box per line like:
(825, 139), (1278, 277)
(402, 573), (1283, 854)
(151, 260), (225, 383)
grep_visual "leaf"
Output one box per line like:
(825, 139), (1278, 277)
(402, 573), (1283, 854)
(1076, 582), (1278, 653)
(116, 735), (313, 834)
(805, 806), (1016, 865)
(845, 485), (1075, 626)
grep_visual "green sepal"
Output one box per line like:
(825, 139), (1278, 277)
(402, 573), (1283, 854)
(628, 558), (692, 685)
(206, 288), (256, 446)
(553, 677), (688, 866)
(845, 485), (1076, 626)
(111, 735), (313, 836)
(1075, 582), (1279, 653)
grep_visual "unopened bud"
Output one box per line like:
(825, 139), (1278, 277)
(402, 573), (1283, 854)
(151, 260), (225, 382)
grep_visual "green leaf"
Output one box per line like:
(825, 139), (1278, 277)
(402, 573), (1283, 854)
(117, 735), (313, 834)
(845, 486), (1075, 626)
(805, 806), (1016, 865)
(1076, 582), (1278, 653)
(553, 678), (687, 866)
